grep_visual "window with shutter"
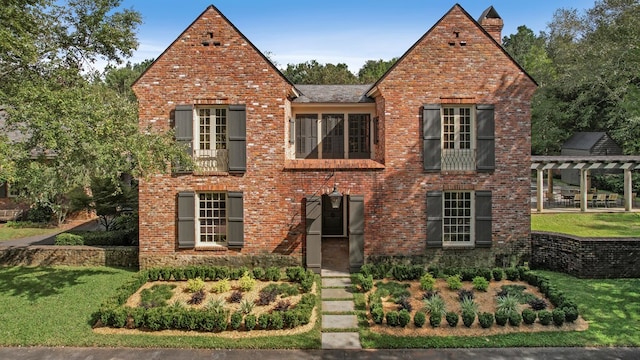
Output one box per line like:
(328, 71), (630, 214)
(177, 191), (196, 248)
(228, 105), (246, 174)
(423, 105), (441, 171)
(476, 105), (495, 172)
(295, 114), (318, 159)
(294, 112), (372, 159)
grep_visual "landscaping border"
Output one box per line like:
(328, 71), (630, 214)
(531, 232), (640, 278)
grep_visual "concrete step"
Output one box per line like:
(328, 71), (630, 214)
(322, 300), (354, 312)
(321, 288), (353, 300)
(322, 314), (358, 329)
(321, 332), (362, 350)
(322, 277), (352, 288)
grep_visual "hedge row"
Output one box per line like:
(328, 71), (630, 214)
(358, 263), (532, 282)
(54, 229), (137, 246)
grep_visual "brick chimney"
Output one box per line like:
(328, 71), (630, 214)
(479, 6), (504, 44)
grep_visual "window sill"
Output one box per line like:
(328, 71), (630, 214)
(284, 159), (385, 170)
(442, 244), (476, 250)
(194, 245), (228, 252)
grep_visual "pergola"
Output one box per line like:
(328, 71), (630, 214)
(531, 156), (640, 212)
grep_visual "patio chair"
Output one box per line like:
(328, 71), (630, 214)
(605, 193), (619, 207)
(595, 193), (607, 207)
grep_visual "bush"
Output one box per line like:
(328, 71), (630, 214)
(227, 291), (243, 303)
(252, 267), (266, 280)
(522, 309), (537, 325)
(238, 272), (256, 292)
(459, 297), (479, 315)
(256, 287), (278, 306)
(505, 268), (519, 281)
(419, 272), (436, 291)
(244, 314), (256, 331)
(458, 289), (475, 301)
(391, 264), (424, 281)
(445, 311), (459, 327)
(516, 266), (530, 280)
(386, 311), (400, 327)
(508, 311), (522, 326)
(552, 308), (565, 326)
(264, 267), (281, 281)
(423, 294), (446, 318)
(187, 290), (206, 305)
(186, 277), (206, 293)
(396, 295), (413, 312)
(398, 309), (411, 327)
(496, 294), (519, 314)
(285, 266), (306, 282)
(272, 300), (291, 312)
(472, 276), (489, 292)
(230, 311), (243, 330)
(54, 233), (84, 245)
(414, 311), (426, 328)
(298, 270), (315, 293)
(462, 310), (475, 327)
(538, 310), (552, 325)
(371, 306), (385, 324)
(563, 306), (579, 323)
(495, 311), (509, 326)
(528, 297), (548, 311)
(258, 313), (271, 330)
(492, 268), (504, 281)
(270, 312), (284, 330)
(356, 273), (374, 292)
(478, 312), (494, 328)
(429, 313), (442, 327)
(211, 279), (231, 293)
(446, 275), (463, 290)
(460, 268), (478, 281)
(476, 268), (493, 282)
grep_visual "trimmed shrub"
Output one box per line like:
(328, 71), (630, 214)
(522, 309), (537, 325)
(477, 268), (493, 282)
(386, 311), (400, 327)
(478, 312), (494, 328)
(211, 279), (231, 294)
(244, 314), (256, 331)
(495, 311), (509, 326)
(472, 276), (489, 292)
(356, 273), (374, 292)
(270, 312), (284, 330)
(552, 308), (565, 326)
(285, 266), (306, 282)
(505, 268), (519, 281)
(371, 305), (385, 324)
(516, 266), (530, 280)
(238, 272), (256, 292)
(252, 267), (266, 280)
(419, 272), (436, 291)
(54, 233), (84, 245)
(414, 311), (426, 328)
(399, 309), (411, 327)
(538, 310), (553, 325)
(460, 268), (478, 281)
(230, 311), (243, 330)
(445, 311), (459, 327)
(429, 313), (442, 327)
(446, 275), (463, 290)
(492, 268), (504, 281)
(186, 277), (205, 293)
(264, 267), (281, 281)
(391, 264), (424, 281)
(563, 306), (579, 323)
(508, 311), (522, 326)
(258, 313), (271, 330)
(462, 310), (475, 327)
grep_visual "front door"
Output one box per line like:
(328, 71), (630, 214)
(305, 195), (364, 274)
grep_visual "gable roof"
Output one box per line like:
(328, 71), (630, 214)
(367, 3), (537, 95)
(562, 132), (611, 151)
(293, 85), (374, 103)
(132, 4), (295, 90)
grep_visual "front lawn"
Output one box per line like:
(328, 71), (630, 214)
(0, 223), (59, 241)
(0, 266), (320, 349)
(531, 213), (640, 237)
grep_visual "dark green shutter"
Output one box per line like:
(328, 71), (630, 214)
(476, 104), (495, 172)
(177, 191), (196, 249)
(0, 183), (6, 198)
(174, 105), (194, 173)
(426, 191), (443, 248)
(349, 195), (365, 272)
(228, 105), (246, 174)
(475, 191), (492, 248)
(305, 196), (322, 274)
(289, 117), (295, 144)
(423, 104), (441, 171)
(227, 191), (244, 249)
(296, 116), (318, 159)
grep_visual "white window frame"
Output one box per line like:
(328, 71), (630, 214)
(195, 192), (227, 247)
(442, 191), (475, 247)
(294, 112), (373, 159)
(441, 106), (475, 171)
(194, 107), (228, 172)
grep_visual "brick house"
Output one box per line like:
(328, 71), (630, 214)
(133, 4), (536, 271)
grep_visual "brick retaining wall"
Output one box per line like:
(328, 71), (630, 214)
(531, 232), (640, 278)
(0, 246), (138, 268)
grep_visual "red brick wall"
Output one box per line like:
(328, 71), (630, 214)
(134, 5), (536, 268)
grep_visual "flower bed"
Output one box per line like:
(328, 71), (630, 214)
(94, 266), (317, 333)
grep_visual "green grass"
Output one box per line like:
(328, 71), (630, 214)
(0, 225), (59, 241)
(531, 213), (640, 237)
(360, 271), (640, 348)
(0, 266), (321, 349)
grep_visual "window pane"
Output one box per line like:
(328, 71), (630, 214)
(348, 114), (370, 159)
(442, 191), (473, 244)
(322, 114), (344, 159)
(197, 192), (227, 245)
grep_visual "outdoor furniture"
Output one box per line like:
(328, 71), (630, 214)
(0, 209), (22, 222)
(560, 189), (576, 207)
(595, 193), (607, 207)
(605, 193), (619, 207)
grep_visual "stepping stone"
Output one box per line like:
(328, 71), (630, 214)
(321, 269), (350, 277)
(322, 277), (351, 288)
(322, 288), (353, 300)
(322, 332), (362, 350)
(322, 314), (358, 329)
(322, 300), (354, 312)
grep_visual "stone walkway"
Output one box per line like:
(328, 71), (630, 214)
(320, 269), (362, 350)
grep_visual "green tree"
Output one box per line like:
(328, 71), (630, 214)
(282, 60), (358, 84)
(357, 58), (398, 83)
(103, 59), (154, 101)
(1, 1), (190, 224)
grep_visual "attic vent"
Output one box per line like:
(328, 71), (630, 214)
(202, 31), (221, 47)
